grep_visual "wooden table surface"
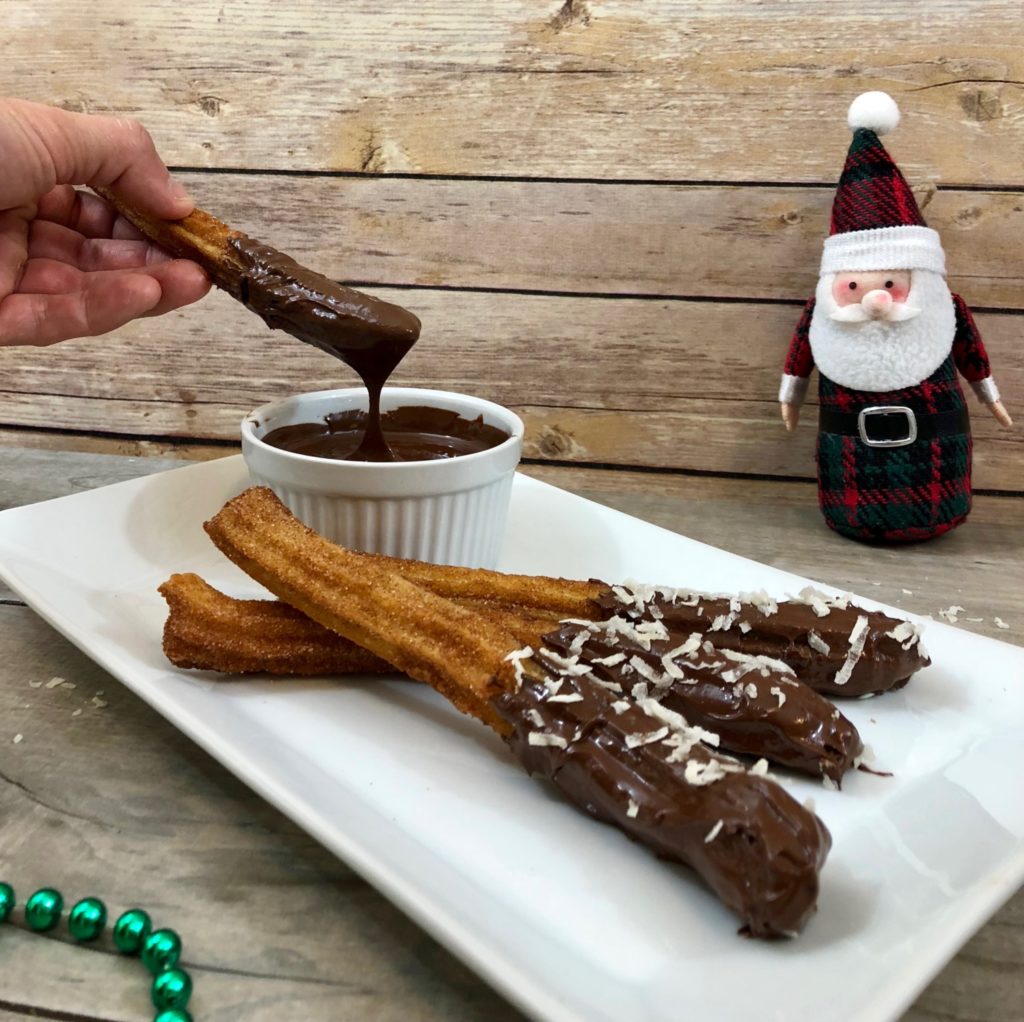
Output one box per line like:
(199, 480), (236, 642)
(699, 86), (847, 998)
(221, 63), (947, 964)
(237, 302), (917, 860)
(0, 448), (1021, 1022)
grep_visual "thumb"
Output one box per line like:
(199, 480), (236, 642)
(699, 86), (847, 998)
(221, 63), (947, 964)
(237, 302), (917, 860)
(5, 98), (193, 220)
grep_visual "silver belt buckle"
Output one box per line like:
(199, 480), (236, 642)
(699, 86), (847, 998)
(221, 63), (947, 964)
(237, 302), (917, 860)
(857, 406), (917, 448)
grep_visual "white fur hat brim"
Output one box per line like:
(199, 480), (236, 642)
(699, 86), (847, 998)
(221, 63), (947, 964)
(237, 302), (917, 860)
(820, 225), (946, 276)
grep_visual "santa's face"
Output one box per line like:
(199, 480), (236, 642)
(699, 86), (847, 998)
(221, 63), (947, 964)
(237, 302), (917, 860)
(808, 269), (956, 392)
(831, 270), (913, 321)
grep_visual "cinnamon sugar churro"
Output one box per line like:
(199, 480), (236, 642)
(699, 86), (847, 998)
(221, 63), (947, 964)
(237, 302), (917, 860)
(201, 487), (830, 937)
(161, 573), (864, 783)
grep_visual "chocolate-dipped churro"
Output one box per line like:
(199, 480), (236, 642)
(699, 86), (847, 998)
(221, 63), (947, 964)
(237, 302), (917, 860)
(200, 486), (831, 936)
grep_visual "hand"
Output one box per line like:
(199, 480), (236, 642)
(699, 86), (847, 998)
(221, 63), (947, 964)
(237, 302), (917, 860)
(0, 97), (210, 347)
(989, 400), (1013, 428)
(780, 402), (800, 432)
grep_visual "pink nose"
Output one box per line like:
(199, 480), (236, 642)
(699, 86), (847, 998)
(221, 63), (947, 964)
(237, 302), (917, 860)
(862, 289), (892, 317)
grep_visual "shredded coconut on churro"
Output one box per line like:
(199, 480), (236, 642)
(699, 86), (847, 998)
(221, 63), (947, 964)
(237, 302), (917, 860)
(504, 646), (533, 688)
(528, 732), (568, 749)
(625, 727), (670, 749)
(833, 614), (870, 687)
(807, 630), (831, 656)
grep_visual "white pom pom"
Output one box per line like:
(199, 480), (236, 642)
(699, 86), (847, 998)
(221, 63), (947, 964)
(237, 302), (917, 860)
(847, 91), (900, 135)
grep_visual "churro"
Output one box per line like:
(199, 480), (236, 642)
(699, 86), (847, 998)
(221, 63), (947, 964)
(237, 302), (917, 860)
(161, 573), (863, 782)
(201, 487), (830, 936)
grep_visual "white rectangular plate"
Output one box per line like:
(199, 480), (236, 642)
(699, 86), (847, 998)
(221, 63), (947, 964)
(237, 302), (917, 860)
(1, 456), (1022, 1022)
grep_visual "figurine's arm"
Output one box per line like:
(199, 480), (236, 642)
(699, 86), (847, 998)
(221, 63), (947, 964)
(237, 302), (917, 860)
(779, 296), (816, 431)
(951, 294), (1012, 427)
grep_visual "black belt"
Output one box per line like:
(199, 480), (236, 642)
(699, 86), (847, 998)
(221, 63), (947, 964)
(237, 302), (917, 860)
(819, 405), (969, 448)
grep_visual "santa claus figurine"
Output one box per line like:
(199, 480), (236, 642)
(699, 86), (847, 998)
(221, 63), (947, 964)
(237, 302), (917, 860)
(780, 91), (1013, 542)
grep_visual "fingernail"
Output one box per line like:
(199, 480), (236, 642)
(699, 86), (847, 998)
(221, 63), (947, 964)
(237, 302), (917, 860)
(168, 178), (193, 211)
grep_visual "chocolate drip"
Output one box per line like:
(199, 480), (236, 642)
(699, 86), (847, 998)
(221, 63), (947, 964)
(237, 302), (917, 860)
(542, 621), (863, 783)
(229, 236), (421, 461)
(492, 654), (830, 937)
(262, 405), (510, 463)
(594, 588), (930, 698)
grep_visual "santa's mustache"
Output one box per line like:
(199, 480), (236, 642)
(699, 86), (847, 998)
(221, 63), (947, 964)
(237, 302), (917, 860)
(829, 301), (922, 323)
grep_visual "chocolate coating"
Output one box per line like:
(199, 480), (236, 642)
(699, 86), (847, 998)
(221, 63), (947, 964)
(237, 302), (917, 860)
(262, 405), (510, 463)
(594, 589), (930, 698)
(492, 654), (830, 937)
(230, 235), (421, 461)
(543, 618), (863, 783)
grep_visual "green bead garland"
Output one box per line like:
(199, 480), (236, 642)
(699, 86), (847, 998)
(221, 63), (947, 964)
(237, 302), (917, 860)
(0, 882), (14, 922)
(1, 882), (195, 1020)
(151, 967), (192, 1010)
(113, 907), (153, 954)
(154, 1010), (193, 1022)
(68, 896), (107, 941)
(141, 928), (182, 974)
(25, 887), (63, 931)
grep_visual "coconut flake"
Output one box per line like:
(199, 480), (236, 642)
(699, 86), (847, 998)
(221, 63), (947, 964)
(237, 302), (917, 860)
(749, 758), (769, 777)
(994, 617), (1010, 630)
(504, 646), (533, 688)
(612, 700), (630, 714)
(744, 682), (758, 699)
(684, 759), (730, 786)
(626, 799), (639, 819)
(833, 614), (870, 687)
(625, 727), (670, 749)
(529, 732), (568, 749)
(527, 708), (545, 727)
(738, 621), (752, 633)
(547, 692), (584, 704)
(704, 819), (724, 843)
(886, 620), (922, 650)
(807, 630), (831, 656)
(821, 775), (839, 791)
(939, 605), (965, 624)
(770, 685), (786, 709)
(591, 652), (627, 668)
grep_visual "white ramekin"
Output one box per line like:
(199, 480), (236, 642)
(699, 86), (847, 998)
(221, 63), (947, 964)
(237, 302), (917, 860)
(240, 387), (524, 568)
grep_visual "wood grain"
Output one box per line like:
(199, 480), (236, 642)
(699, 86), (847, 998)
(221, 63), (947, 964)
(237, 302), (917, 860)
(141, 174), (1024, 309)
(0, 450), (1020, 1020)
(0, 288), (1019, 488)
(2, 1), (1023, 182)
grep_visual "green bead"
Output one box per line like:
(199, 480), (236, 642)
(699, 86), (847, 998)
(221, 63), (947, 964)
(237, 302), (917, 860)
(68, 896), (107, 941)
(154, 1009), (193, 1022)
(0, 883), (14, 922)
(112, 908), (152, 954)
(25, 888), (63, 931)
(151, 967), (192, 1010)
(141, 928), (182, 974)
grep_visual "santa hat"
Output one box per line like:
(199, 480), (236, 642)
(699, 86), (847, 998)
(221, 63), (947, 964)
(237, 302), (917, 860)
(820, 92), (946, 277)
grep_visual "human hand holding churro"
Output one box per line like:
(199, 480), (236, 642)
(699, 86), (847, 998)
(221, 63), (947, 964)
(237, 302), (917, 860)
(0, 97), (209, 346)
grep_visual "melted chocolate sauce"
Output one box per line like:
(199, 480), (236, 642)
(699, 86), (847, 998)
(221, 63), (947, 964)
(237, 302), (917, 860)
(261, 405), (510, 463)
(229, 236), (422, 461)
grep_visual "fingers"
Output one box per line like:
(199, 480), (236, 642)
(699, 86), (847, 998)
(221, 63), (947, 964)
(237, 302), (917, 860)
(35, 186), (146, 241)
(28, 219), (171, 271)
(0, 273), (162, 346)
(3, 98), (193, 220)
(0, 259), (210, 345)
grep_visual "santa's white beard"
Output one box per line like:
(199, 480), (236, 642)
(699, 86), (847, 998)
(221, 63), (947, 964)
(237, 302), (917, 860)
(808, 270), (956, 392)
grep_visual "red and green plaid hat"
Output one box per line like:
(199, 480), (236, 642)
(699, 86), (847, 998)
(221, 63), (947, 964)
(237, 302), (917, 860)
(820, 92), (945, 277)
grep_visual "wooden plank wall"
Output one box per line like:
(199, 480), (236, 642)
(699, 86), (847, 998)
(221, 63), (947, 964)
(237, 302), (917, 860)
(1, 0), (1022, 490)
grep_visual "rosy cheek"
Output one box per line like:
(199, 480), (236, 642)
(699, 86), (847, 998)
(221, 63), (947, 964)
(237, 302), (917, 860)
(832, 280), (861, 306)
(888, 284), (910, 303)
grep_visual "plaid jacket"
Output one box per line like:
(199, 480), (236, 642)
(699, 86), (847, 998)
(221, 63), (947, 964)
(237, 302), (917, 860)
(783, 293), (986, 542)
